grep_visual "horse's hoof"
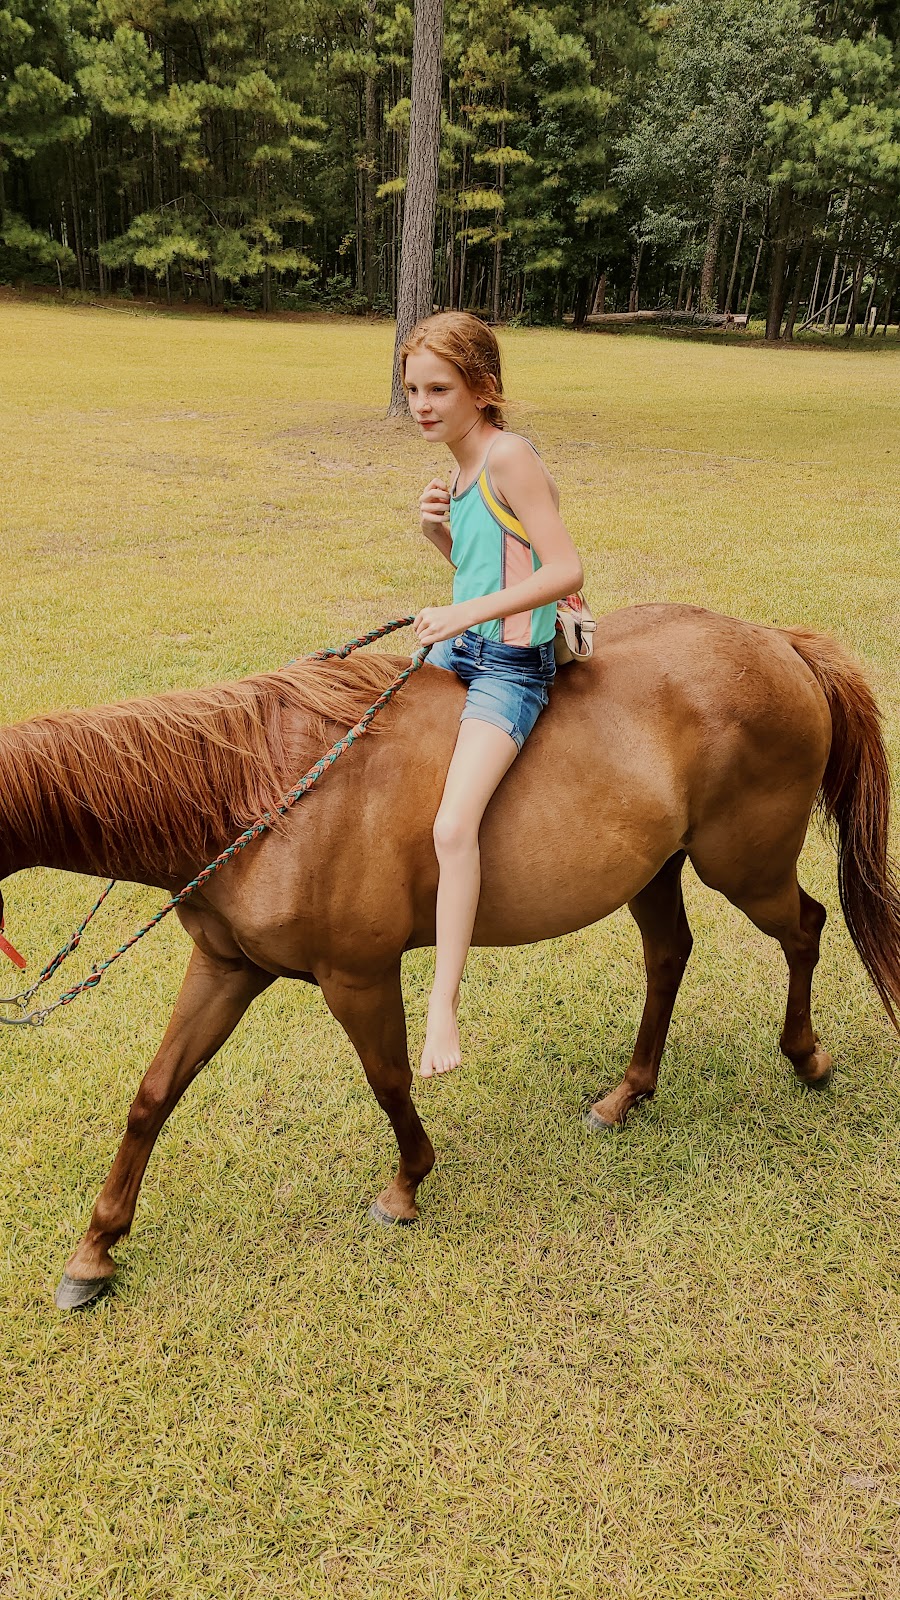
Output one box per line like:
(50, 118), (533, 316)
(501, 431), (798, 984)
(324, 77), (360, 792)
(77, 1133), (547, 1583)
(582, 1104), (617, 1134)
(54, 1272), (113, 1311)
(797, 1049), (834, 1092)
(803, 1064), (834, 1092)
(368, 1200), (417, 1228)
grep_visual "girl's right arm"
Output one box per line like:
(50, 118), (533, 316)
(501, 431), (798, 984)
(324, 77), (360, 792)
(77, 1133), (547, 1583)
(419, 477), (455, 566)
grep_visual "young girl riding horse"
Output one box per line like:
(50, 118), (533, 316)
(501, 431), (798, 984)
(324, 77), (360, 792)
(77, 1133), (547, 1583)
(404, 312), (584, 1080)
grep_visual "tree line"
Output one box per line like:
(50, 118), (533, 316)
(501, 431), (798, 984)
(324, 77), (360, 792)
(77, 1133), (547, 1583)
(1, 0), (897, 338)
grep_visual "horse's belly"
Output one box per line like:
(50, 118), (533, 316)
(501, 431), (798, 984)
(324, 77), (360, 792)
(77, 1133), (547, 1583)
(471, 824), (680, 946)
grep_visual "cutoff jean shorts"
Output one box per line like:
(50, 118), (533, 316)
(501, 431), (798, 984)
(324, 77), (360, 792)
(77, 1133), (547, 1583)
(426, 629), (556, 751)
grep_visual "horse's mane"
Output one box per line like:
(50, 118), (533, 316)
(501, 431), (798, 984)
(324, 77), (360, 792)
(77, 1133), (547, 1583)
(0, 654), (406, 875)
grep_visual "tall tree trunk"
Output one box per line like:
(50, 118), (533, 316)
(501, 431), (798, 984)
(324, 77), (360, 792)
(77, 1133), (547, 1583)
(862, 233), (888, 333)
(724, 198), (747, 314)
(388, 0), (445, 414)
(456, 135), (468, 312)
(491, 233), (502, 322)
(765, 183), (793, 339)
(825, 259), (844, 330)
(93, 134), (107, 295)
(491, 81), (507, 324)
(862, 273), (878, 331)
(806, 244), (824, 325)
(700, 210), (722, 312)
(628, 242), (644, 312)
(352, 150), (361, 294)
(364, 1), (379, 303)
(67, 149), (86, 292)
(700, 154), (728, 312)
(716, 243), (729, 311)
(591, 271), (606, 316)
(822, 253), (841, 326)
(572, 275), (590, 329)
(877, 269), (895, 337)
(804, 193), (832, 325)
(744, 227), (765, 320)
(822, 188), (851, 328)
(842, 253), (865, 338)
(783, 225), (812, 340)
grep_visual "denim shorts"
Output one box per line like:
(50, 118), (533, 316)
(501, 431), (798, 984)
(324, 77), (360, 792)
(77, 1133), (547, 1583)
(426, 629), (556, 750)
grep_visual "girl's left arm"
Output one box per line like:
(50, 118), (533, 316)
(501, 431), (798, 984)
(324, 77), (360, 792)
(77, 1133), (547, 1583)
(414, 436), (582, 644)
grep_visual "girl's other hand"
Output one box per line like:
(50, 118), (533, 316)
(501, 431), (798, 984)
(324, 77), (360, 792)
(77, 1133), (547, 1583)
(419, 478), (451, 530)
(413, 605), (465, 646)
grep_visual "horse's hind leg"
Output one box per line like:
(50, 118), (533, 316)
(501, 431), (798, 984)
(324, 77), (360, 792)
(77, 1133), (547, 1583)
(586, 851), (693, 1132)
(691, 836), (832, 1090)
(731, 878), (831, 1089)
(318, 965), (435, 1224)
(57, 948), (273, 1310)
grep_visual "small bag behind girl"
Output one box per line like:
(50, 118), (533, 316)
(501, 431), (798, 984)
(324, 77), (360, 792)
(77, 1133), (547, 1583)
(554, 592), (596, 664)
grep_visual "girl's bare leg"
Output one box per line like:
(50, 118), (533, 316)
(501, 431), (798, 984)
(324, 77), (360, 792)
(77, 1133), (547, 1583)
(421, 718), (519, 1077)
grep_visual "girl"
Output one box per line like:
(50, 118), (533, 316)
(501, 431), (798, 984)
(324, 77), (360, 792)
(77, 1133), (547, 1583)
(404, 312), (584, 1079)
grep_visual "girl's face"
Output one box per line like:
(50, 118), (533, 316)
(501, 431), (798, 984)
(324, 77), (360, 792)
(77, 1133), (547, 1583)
(404, 349), (484, 446)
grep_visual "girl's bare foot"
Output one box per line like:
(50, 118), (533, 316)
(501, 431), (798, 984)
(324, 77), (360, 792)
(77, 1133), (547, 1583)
(420, 997), (461, 1077)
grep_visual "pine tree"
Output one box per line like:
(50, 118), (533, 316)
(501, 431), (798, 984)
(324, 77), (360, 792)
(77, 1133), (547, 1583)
(388, 0), (444, 413)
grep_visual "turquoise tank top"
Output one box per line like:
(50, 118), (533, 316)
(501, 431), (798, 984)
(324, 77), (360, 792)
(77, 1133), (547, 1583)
(449, 442), (558, 648)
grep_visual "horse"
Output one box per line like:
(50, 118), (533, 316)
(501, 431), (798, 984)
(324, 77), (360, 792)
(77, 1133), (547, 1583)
(0, 604), (897, 1311)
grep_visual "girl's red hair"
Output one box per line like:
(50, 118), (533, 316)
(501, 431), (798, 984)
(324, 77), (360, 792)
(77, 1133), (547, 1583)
(400, 312), (507, 428)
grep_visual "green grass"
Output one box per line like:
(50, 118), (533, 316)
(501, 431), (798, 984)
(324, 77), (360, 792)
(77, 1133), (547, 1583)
(0, 295), (898, 1598)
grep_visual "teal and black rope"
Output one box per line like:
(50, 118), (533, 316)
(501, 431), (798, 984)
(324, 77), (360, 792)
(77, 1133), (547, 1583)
(0, 616), (428, 1026)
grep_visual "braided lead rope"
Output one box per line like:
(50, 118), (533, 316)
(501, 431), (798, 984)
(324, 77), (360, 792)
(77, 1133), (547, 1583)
(0, 616), (428, 1027)
(0, 877), (116, 1009)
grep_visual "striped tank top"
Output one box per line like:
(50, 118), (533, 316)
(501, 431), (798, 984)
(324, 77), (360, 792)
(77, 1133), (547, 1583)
(449, 439), (557, 648)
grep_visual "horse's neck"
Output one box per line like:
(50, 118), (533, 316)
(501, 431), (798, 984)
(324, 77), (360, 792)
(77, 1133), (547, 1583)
(0, 721), (195, 889)
(0, 705), (336, 891)
(0, 804), (179, 890)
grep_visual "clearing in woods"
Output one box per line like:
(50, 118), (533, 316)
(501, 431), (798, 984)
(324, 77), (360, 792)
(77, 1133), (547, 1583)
(0, 297), (898, 1599)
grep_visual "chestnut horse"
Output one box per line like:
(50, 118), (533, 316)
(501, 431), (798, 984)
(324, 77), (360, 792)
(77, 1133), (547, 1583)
(1, 604), (898, 1310)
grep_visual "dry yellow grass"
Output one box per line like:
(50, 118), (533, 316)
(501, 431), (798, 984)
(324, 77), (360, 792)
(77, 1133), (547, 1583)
(0, 295), (898, 1598)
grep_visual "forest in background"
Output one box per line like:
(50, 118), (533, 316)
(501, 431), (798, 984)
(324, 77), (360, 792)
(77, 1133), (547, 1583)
(1, 0), (898, 338)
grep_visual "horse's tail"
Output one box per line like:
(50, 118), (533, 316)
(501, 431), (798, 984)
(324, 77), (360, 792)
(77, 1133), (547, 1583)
(784, 627), (900, 1031)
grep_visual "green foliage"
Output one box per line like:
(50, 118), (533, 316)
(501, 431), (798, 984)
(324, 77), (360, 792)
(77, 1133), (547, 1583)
(98, 212), (209, 273)
(0, 0), (896, 322)
(0, 210), (75, 264)
(767, 31), (900, 194)
(617, 0), (813, 257)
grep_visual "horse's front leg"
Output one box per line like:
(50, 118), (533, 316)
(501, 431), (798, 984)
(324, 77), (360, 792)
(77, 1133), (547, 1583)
(318, 965), (435, 1224)
(56, 947), (273, 1309)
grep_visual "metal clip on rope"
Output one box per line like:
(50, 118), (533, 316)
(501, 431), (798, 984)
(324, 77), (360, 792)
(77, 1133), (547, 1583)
(0, 617), (429, 1028)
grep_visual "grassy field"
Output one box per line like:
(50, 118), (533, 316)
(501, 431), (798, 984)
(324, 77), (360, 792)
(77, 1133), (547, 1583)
(0, 294), (898, 1599)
